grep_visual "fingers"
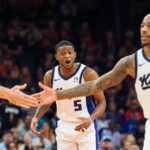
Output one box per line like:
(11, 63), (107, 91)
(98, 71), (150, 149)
(31, 93), (41, 98)
(75, 117), (90, 132)
(75, 123), (87, 131)
(14, 83), (27, 90)
(77, 117), (85, 121)
(30, 119), (41, 136)
(14, 101), (30, 109)
(31, 93), (43, 102)
(32, 127), (41, 136)
(23, 95), (38, 105)
(38, 82), (46, 90)
(19, 104), (30, 109)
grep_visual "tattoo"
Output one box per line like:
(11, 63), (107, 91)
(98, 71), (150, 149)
(57, 81), (95, 100)
(95, 56), (131, 90)
(57, 56), (132, 100)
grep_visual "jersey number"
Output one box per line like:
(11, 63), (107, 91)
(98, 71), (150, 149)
(74, 100), (82, 111)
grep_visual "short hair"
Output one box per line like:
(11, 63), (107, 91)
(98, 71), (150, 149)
(55, 40), (74, 52)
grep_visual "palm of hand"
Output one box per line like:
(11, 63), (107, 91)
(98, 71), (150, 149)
(41, 88), (57, 105)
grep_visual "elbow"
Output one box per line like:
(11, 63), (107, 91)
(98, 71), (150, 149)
(93, 80), (101, 94)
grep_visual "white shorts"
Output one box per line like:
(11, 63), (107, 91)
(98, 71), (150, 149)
(55, 120), (100, 150)
(143, 119), (150, 150)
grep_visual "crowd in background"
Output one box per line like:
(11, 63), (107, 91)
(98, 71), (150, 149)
(0, 0), (149, 149)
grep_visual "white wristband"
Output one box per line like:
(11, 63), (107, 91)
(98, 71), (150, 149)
(32, 117), (38, 123)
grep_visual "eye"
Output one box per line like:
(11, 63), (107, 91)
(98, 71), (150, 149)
(60, 53), (65, 56)
(141, 23), (144, 28)
(148, 24), (150, 28)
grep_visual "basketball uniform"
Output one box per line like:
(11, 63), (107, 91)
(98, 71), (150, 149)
(135, 48), (150, 150)
(51, 63), (100, 150)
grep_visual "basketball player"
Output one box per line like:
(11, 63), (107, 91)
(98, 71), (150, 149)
(0, 84), (38, 108)
(32, 14), (150, 150)
(30, 40), (106, 150)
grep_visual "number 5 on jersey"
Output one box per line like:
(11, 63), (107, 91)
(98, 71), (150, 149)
(74, 100), (82, 111)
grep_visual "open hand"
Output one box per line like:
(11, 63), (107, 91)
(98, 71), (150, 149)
(7, 84), (38, 108)
(32, 82), (57, 105)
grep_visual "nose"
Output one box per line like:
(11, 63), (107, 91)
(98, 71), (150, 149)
(65, 53), (70, 58)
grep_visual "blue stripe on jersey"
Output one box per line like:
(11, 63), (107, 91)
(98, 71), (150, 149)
(135, 51), (138, 81)
(56, 117), (60, 128)
(86, 96), (100, 150)
(51, 67), (55, 88)
(79, 66), (87, 83)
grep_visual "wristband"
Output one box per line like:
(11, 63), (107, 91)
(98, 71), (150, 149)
(32, 117), (38, 123)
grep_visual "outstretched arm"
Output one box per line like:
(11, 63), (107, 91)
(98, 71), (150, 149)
(0, 84), (38, 108)
(56, 55), (133, 100)
(33, 55), (134, 105)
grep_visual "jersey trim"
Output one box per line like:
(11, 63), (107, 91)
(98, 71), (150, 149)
(142, 48), (150, 63)
(86, 96), (100, 150)
(135, 52), (138, 81)
(79, 66), (87, 83)
(58, 63), (81, 80)
(51, 67), (55, 88)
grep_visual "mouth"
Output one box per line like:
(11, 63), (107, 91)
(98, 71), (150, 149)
(141, 36), (150, 41)
(141, 35), (150, 38)
(65, 60), (71, 64)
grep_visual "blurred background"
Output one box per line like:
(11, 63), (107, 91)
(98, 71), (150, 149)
(0, 0), (149, 149)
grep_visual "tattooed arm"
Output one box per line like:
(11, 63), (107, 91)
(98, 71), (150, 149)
(56, 55), (134, 100)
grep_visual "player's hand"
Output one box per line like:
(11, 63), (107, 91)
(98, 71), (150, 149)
(7, 84), (39, 108)
(32, 82), (57, 105)
(75, 117), (93, 132)
(30, 118), (41, 136)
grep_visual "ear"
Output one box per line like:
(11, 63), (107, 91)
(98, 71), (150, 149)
(55, 53), (59, 61)
(74, 51), (77, 58)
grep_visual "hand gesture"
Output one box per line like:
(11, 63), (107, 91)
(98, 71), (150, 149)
(32, 82), (57, 105)
(30, 118), (41, 136)
(75, 117), (93, 132)
(7, 84), (38, 108)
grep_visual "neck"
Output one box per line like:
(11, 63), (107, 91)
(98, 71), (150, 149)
(60, 63), (78, 77)
(144, 46), (150, 58)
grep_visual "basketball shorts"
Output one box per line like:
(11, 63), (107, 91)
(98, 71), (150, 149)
(55, 120), (100, 150)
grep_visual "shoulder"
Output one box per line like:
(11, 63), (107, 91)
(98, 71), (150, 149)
(83, 67), (99, 82)
(44, 70), (53, 79)
(114, 54), (135, 76)
(44, 70), (53, 87)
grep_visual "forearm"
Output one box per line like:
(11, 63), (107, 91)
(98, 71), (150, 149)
(34, 104), (50, 120)
(56, 72), (124, 101)
(0, 86), (10, 100)
(90, 100), (106, 121)
(56, 80), (97, 100)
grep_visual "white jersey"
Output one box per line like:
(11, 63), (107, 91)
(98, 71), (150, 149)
(52, 63), (97, 122)
(135, 48), (150, 119)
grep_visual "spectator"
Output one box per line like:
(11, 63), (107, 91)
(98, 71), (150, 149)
(0, 131), (13, 150)
(100, 135), (114, 150)
(7, 141), (18, 150)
